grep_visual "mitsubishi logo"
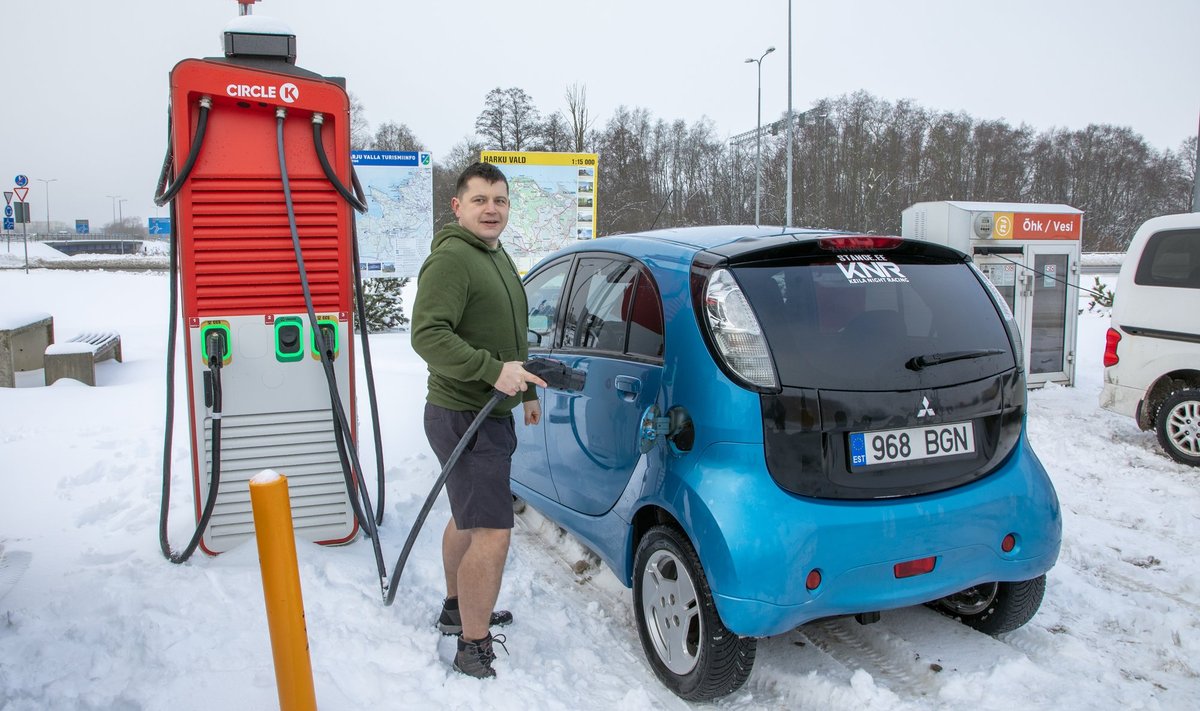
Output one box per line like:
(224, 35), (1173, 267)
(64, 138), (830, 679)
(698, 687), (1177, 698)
(917, 397), (935, 418)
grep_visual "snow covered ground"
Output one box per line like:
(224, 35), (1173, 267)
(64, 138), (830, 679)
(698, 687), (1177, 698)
(1, 268), (1197, 710)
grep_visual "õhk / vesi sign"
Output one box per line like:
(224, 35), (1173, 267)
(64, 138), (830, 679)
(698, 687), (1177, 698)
(991, 212), (1081, 240)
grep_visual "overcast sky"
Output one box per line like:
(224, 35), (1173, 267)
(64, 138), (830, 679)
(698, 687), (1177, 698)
(2, 0), (1197, 233)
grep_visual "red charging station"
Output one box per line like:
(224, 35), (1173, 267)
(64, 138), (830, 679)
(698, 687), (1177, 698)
(167, 14), (359, 554)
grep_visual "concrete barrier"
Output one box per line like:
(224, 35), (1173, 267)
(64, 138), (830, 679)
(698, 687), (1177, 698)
(44, 331), (122, 387)
(0, 312), (53, 387)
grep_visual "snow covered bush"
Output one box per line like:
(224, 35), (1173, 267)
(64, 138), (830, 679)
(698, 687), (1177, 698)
(356, 276), (409, 332)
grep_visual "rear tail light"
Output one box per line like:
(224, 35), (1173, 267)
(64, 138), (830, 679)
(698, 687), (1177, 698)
(805, 569), (822, 591)
(1103, 328), (1121, 367)
(818, 236), (903, 251)
(1002, 533), (1017, 553)
(893, 556), (937, 579)
(704, 268), (778, 389)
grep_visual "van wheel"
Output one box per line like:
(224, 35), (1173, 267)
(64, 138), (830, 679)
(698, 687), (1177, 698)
(1155, 388), (1200, 466)
(932, 575), (1046, 635)
(632, 526), (756, 701)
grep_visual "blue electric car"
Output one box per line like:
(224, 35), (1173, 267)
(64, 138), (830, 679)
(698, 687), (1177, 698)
(511, 226), (1061, 700)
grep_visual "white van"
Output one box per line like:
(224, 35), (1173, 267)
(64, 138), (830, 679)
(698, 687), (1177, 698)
(1100, 213), (1200, 466)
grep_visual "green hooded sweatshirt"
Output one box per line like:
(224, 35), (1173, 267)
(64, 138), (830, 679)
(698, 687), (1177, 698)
(410, 223), (533, 416)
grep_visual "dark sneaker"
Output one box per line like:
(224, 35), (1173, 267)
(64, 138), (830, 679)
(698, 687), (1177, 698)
(437, 599), (514, 636)
(453, 633), (507, 679)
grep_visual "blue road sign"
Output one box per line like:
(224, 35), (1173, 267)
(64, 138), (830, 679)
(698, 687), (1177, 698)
(13, 175), (28, 187)
(3, 206), (11, 218)
(148, 217), (171, 235)
(3, 217), (14, 230)
(76, 219), (90, 235)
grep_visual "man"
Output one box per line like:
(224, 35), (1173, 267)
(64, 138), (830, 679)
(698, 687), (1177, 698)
(411, 161), (546, 679)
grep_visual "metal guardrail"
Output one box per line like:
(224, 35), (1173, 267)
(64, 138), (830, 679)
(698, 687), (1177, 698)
(42, 239), (144, 256)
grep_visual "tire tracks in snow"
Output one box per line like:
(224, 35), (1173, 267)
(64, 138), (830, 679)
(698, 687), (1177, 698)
(511, 507), (696, 710)
(797, 618), (946, 700)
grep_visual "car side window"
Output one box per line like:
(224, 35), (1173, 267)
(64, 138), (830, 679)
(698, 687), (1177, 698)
(560, 257), (664, 359)
(626, 268), (664, 358)
(1135, 229), (1200, 289)
(562, 258), (638, 353)
(524, 259), (571, 349)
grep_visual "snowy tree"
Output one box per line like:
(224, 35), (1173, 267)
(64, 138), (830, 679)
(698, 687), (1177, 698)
(475, 87), (542, 151)
(537, 112), (571, 153)
(475, 88), (509, 150)
(433, 137), (485, 228)
(349, 91), (371, 151)
(356, 277), (409, 332)
(506, 87), (541, 152)
(371, 121), (425, 152)
(566, 83), (594, 153)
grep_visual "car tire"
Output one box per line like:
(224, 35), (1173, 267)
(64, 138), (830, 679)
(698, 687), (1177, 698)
(1154, 388), (1200, 467)
(932, 575), (1046, 635)
(632, 525), (756, 701)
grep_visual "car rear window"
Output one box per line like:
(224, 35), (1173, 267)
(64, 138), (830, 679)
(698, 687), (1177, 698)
(732, 256), (1016, 390)
(1135, 229), (1200, 289)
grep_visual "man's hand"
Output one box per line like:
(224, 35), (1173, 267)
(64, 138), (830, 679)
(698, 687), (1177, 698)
(494, 361), (548, 396)
(523, 399), (541, 426)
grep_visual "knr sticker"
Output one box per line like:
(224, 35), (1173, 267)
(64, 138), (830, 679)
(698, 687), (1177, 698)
(835, 254), (909, 284)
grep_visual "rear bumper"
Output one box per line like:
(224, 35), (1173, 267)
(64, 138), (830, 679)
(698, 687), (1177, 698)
(1100, 374), (1142, 421)
(673, 434), (1061, 638)
(713, 539), (1058, 637)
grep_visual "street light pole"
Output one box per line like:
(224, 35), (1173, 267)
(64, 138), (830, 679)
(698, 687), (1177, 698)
(786, 0), (794, 227)
(118, 198), (129, 253)
(746, 46), (775, 227)
(105, 195), (121, 229)
(1192, 111), (1200, 212)
(37, 178), (57, 236)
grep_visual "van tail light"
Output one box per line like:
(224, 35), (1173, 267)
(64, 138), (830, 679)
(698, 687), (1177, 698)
(818, 236), (903, 251)
(1103, 328), (1121, 367)
(893, 556), (937, 579)
(704, 268), (779, 389)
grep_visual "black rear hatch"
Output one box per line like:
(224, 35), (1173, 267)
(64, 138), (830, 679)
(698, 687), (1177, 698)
(722, 238), (1024, 499)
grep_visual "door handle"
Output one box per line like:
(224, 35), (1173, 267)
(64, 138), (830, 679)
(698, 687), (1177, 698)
(614, 375), (641, 401)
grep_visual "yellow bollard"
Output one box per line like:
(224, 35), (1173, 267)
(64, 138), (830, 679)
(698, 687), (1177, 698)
(249, 470), (317, 711)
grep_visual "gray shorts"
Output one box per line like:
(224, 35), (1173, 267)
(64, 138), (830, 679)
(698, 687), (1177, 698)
(423, 403), (517, 530)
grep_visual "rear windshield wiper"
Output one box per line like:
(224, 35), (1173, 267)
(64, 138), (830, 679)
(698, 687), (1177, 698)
(905, 349), (1005, 371)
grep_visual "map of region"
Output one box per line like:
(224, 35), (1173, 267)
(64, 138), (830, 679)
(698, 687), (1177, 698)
(351, 152), (434, 278)
(482, 151), (599, 272)
(503, 169), (579, 269)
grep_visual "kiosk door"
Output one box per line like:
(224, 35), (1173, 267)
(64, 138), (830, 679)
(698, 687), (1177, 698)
(1024, 246), (1076, 386)
(976, 247), (1077, 387)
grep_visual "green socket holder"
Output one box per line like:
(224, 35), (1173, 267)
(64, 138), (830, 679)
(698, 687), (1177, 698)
(199, 321), (232, 366)
(310, 318), (339, 360)
(274, 316), (304, 363)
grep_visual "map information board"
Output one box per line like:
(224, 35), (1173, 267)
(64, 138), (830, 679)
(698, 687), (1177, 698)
(480, 150), (598, 271)
(351, 151), (434, 278)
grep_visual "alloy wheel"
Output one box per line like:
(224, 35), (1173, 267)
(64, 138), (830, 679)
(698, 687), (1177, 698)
(640, 548), (702, 675)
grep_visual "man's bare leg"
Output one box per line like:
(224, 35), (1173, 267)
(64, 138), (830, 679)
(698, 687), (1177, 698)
(442, 517), (471, 598)
(455, 527), (511, 641)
